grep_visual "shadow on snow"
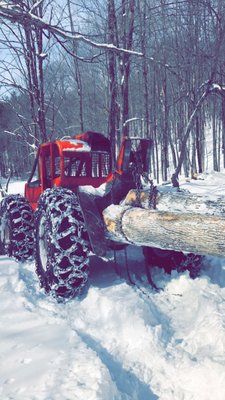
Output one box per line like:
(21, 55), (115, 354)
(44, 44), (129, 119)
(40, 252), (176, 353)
(77, 330), (159, 400)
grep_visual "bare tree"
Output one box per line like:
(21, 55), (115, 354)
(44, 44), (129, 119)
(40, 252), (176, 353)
(107, 0), (119, 166)
(1, 0), (225, 182)
(0, 1), (50, 143)
(67, 0), (84, 132)
(172, 83), (225, 185)
(119, 0), (135, 138)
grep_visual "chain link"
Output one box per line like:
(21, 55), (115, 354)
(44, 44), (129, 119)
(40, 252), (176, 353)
(132, 151), (157, 209)
(132, 153), (143, 207)
(148, 177), (158, 210)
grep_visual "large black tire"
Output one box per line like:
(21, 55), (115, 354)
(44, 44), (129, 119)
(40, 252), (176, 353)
(143, 247), (203, 279)
(0, 194), (34, 261)
(35, 187), (90, 301)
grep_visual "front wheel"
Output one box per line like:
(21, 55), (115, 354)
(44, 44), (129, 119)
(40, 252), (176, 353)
(35, 188), (90, 301)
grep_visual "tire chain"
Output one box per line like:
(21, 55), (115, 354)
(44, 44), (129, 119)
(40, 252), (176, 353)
(132, 152), (157, 209)
(35, 187), (90, 299)
(177, 253), (202, 278)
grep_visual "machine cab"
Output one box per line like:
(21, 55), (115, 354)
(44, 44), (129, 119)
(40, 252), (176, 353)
(25, 132), (112, 209)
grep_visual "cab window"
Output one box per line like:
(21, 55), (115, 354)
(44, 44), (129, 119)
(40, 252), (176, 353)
(28, 152), (40, 187)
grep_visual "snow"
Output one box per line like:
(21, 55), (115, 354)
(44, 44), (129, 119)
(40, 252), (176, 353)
(61, 139), (91, 152)
(1, 173), (225, 399)
(6, 180), (27, 195)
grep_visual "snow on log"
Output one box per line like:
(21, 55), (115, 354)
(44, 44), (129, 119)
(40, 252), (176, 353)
(103, 189), (225, 257)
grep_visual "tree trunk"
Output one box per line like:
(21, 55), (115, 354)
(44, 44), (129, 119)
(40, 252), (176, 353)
(108, 0), (118, 167)
(212, 101), (218, 171)
(171, 87), (210, 184)
(120, 0), (135, 138)
(103, 188), (225, 257)
(222, 97), (225, 168)
(67, 0), (84, 132)
(196, 115), (203, 173)
(139, 0), (149, 138)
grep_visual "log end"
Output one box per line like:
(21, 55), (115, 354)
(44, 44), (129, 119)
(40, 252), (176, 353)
(102, 204), (131, 243)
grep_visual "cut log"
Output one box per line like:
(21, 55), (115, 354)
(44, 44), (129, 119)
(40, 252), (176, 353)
(103, 188), (225, 257)
(123, 188), (225, 216)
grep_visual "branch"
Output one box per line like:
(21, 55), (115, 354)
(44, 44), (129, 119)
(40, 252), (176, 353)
(29, 0), (44, 14)
(4, 129), (38, 150)
(123, 117), (148, 127)
(0, 3), (186, 75)
(51, 31), (105, 63)
(0, 2), (143, 57)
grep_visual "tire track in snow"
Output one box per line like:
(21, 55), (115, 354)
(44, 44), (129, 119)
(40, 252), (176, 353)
(66, 283), (164, 399)
(66, 267), (225, 400)
(75, 329), (158, 400)
(17, 256), (160, 399)
(2, 254), (225, 399)
(0, 257), (121, 400)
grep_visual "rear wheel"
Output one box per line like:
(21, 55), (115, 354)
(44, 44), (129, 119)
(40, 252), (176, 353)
(0, 195), (34, 261)
(35, 187), (90, 301)
(143, 247), (203, 278)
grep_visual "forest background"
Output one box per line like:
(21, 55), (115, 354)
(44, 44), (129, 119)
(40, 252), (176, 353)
(0, 0), (225, 183)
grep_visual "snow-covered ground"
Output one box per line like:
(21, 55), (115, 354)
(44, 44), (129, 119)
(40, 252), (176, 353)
(1, 172), (225, 400)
